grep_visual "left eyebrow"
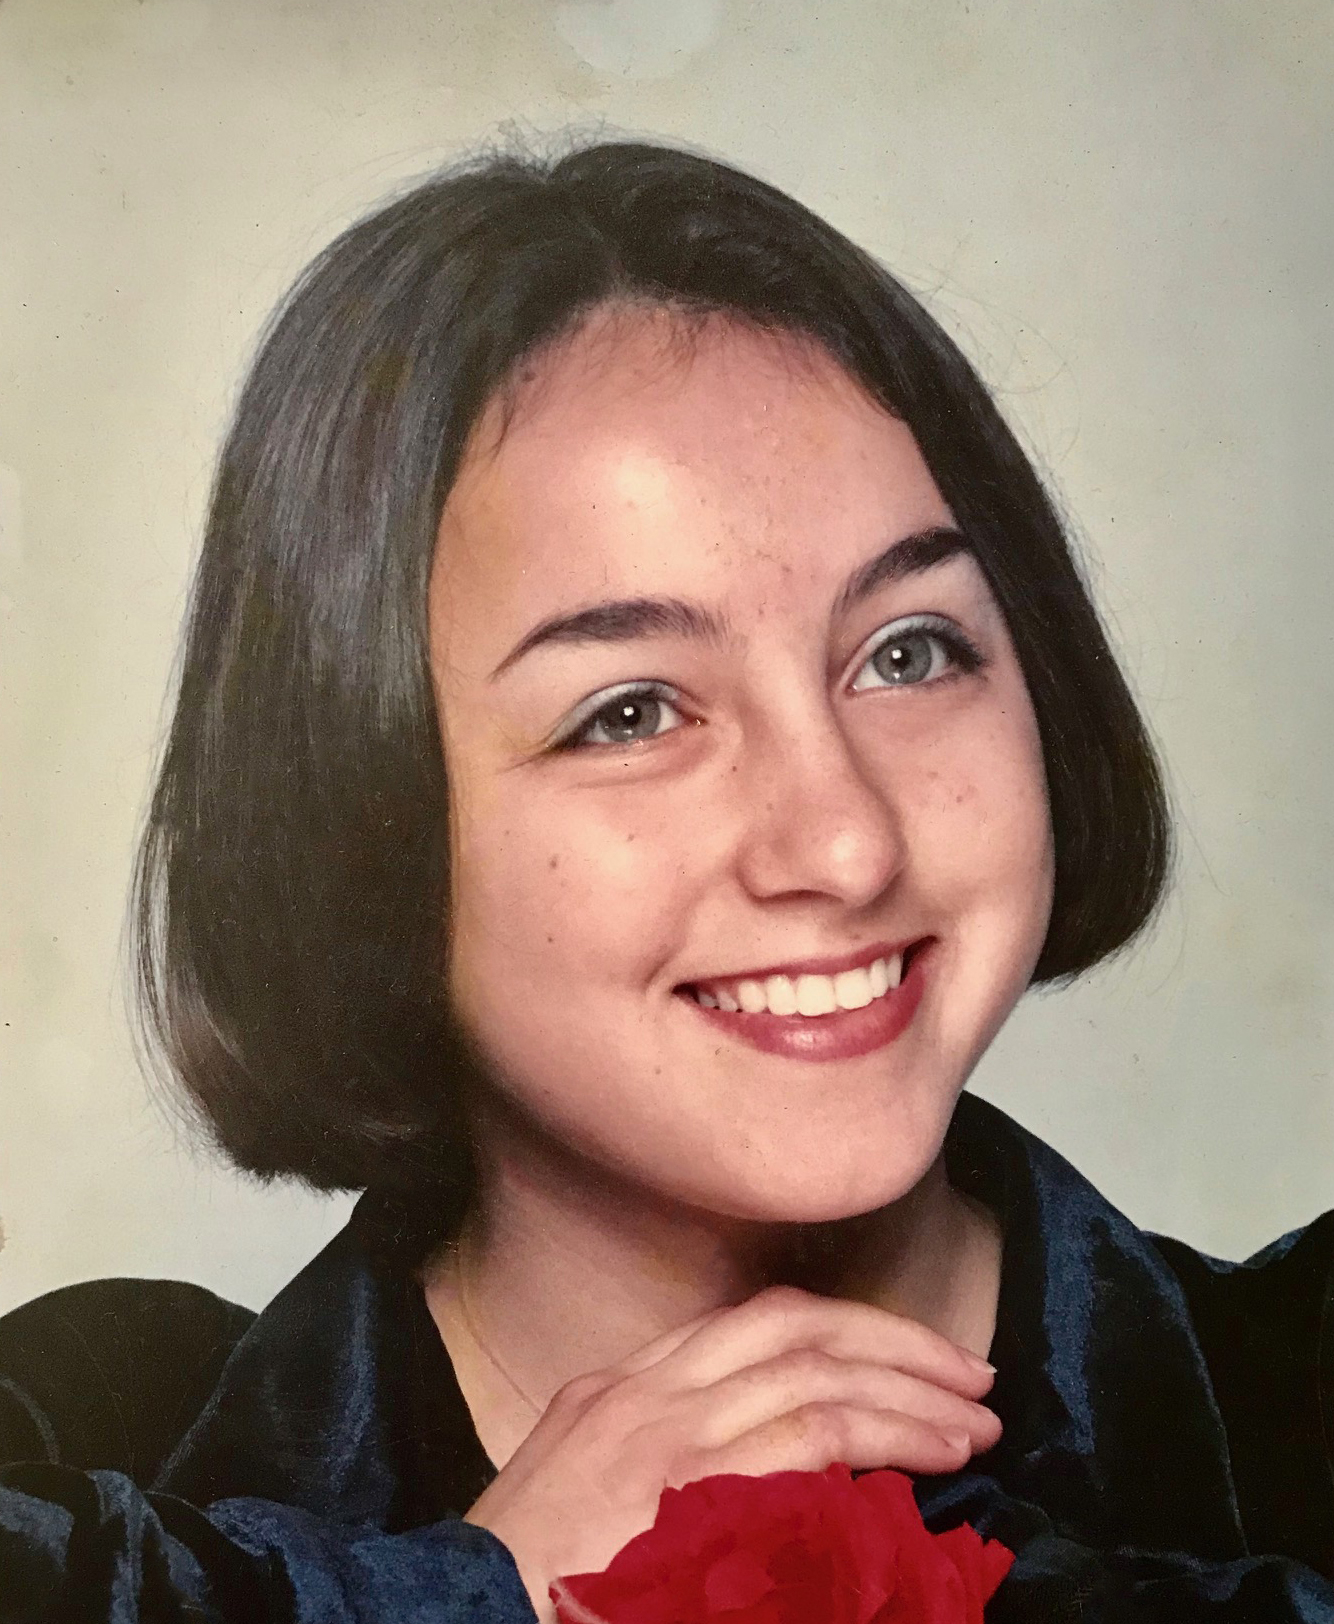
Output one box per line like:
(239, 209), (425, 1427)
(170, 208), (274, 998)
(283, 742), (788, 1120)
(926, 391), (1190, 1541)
(830, 526), (971, 619)
(487, 525), (971, 681)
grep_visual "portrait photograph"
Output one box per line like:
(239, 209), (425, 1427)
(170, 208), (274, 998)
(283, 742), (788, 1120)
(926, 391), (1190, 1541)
(2, 3), (1331, 1620)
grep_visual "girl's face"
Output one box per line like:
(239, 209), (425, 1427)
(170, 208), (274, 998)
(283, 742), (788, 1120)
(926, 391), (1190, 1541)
(429, 310), (1054, 1224)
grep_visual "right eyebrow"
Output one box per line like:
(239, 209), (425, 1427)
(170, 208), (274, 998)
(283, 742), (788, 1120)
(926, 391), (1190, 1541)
(488, 597), (734, 682)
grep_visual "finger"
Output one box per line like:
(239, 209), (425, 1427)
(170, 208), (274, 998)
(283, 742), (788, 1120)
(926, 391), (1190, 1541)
(690, 1350), (1002, 1452)
(659, 1285), (994, 1398)
(686, 1401), (975, 1481)
(612, 1303), (735, 1377)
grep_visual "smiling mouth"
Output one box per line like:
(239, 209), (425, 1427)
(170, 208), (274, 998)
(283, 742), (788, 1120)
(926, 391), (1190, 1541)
(676, 940), (929, 1019)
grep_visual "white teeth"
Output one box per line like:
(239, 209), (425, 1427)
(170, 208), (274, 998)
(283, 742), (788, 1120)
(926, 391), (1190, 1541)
(737, 980), (768, 1013)
(693, 951), (909, 1017)
(795, 974), (838, 1016)
(764, 975), (799, 1016)
(833, 967), (874, 1009)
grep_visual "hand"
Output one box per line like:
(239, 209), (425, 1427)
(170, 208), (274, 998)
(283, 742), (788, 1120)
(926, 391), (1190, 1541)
(464, 1284), (1000, 1621)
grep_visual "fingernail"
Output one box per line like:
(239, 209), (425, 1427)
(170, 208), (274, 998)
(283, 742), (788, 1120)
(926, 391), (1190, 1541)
(964, 1352), (996, 1375)
(945, 1428), (971, 1453)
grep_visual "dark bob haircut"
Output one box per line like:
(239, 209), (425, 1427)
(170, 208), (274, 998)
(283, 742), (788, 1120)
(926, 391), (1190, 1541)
(134, 137), (1171, 1199)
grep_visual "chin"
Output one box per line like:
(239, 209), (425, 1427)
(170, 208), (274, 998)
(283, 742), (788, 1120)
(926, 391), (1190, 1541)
(691, 1137), (947, 1228)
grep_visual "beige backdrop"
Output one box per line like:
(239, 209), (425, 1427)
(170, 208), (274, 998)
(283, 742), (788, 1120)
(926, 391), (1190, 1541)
(2, 0), (1330, 1314)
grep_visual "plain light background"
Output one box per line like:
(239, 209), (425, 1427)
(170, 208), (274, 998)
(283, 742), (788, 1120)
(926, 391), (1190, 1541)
(1, 0), (1330, 1315)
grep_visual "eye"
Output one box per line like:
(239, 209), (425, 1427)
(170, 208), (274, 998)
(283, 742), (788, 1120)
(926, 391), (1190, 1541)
(848, 614), (984, 693)
(553, 681), (688, 751)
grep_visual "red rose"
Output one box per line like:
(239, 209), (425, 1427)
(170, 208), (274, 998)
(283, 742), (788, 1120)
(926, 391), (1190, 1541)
(550, 1464), (1014, 1624)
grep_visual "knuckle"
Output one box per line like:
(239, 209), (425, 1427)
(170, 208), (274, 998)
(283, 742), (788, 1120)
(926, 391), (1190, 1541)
(790, 1401), (849, 1459)
(754, 1283), (816, 1314)
(774, 1346), (834, 1386)
(596, 1376), (673, 1447)
(665, 1445), (710, 1490)
(552, 1370), (605, 1412)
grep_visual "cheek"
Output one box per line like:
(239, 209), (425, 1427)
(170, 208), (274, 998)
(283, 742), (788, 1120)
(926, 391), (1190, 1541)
(891, 698), (1053, 918)
(448, 781), (694, 992)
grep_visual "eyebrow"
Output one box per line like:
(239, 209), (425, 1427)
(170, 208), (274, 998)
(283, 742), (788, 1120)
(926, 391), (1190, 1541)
(487, 525), (971, 681)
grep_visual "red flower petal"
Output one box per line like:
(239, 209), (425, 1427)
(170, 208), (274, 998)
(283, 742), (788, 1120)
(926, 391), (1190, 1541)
(551, 1465), (1015, 1624)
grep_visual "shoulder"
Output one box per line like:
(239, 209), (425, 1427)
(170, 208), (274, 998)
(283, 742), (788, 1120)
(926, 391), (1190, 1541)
(1150, 1214), (1334, 1568)
(949, 1095), (1334, 1569)
(1150, 1208), (1334, 1358)
(0, 1277), (254, 1480)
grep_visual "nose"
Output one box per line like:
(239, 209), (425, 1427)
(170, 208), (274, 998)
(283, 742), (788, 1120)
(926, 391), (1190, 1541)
(731, 703), (907, 909)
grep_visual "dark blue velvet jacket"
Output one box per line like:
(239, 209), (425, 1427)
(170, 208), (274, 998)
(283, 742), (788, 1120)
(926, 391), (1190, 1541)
(3, 1095), (1332, 1621)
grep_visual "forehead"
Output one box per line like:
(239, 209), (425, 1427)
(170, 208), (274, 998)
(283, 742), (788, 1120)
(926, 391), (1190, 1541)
(431, 309), (953, 651)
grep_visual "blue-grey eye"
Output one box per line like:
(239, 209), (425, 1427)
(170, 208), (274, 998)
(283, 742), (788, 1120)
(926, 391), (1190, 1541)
(851, 616), (984, 693)
(871, 630), (944, 685)
(591, 693), (666, 745)
(558, 683), (685, 750)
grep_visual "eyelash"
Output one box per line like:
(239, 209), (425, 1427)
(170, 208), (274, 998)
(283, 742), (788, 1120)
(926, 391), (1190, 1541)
(551, 614), (986, 753)
(851, 614), (985, 692)
(552, 680), (686, 753)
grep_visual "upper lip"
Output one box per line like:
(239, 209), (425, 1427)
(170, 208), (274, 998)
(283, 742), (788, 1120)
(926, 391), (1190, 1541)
(679, 938), (925, 988)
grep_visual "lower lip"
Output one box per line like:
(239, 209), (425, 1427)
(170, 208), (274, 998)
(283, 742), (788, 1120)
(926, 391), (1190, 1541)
(676, 944), (931, 1063)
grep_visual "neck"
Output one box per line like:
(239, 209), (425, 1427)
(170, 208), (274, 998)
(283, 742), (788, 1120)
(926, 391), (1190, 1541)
(421, 1101), (999, 1418)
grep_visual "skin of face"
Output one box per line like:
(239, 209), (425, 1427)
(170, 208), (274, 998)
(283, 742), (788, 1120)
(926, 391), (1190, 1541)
(428, 307), (1056, 1239)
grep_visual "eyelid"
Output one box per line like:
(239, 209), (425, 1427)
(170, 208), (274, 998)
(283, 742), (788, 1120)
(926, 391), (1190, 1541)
(548, 679), (683, 751)
(847, 612), (985, 689)
(547, 613), (983, 752)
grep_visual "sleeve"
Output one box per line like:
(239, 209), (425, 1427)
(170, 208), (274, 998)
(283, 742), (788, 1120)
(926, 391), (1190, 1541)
(1152, 1210), (1334, 1574)
(948, 1212), (1334, 1621)
(0, 1282), (537, 1622)
(0, 1280), (256, 1483)
(926, 1476), (1334, 1624)
(1, 1462), (537, 1623)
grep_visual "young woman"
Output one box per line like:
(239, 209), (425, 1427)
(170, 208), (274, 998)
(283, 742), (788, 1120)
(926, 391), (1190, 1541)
(2, 139), (1330, 1623)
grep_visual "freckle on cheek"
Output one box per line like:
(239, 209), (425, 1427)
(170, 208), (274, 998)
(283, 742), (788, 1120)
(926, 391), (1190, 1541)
(548, 855), (559, 870)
